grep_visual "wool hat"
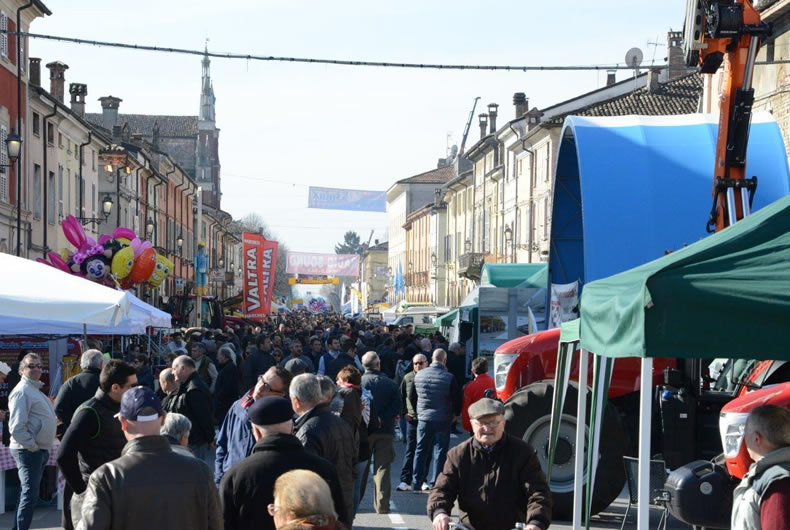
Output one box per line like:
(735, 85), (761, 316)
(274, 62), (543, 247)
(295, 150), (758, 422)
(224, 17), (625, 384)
(247, 396), (294, 426)
(468, 398), (505, 420)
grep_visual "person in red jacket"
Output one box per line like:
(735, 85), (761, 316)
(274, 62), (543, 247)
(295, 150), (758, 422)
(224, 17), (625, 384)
(461, 357), (495, 433)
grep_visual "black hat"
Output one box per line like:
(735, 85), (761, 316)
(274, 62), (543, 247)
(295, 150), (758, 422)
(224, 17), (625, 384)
(118, 386), (163, 421)
(247, 396), (294, 426)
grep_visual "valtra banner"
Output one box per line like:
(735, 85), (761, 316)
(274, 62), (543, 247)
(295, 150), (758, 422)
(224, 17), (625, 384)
(242, 233), (278, 320)
(286, 251), (360, 277)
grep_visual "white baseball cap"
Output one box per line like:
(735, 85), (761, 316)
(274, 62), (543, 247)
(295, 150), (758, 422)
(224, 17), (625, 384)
(0, 361), (12, 375)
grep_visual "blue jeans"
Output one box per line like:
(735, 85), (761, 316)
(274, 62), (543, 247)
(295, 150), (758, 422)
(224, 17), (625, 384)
(399, 421), (418, 484)
(10, 448), (48, 530)
(412, 420), (450, 489)
(352, 459), (369, 517)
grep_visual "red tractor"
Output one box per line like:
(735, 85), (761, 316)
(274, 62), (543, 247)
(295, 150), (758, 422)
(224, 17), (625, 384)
(493, 330), (785, 520)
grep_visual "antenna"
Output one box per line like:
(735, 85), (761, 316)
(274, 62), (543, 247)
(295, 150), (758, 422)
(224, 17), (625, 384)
(646, 36), (665, 66)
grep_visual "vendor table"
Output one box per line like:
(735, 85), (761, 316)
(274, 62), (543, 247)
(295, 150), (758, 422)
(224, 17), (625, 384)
(0, 441), (64, 514)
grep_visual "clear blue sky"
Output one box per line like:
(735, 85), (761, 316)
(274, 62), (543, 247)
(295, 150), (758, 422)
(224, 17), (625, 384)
(30, 0), (686, 252)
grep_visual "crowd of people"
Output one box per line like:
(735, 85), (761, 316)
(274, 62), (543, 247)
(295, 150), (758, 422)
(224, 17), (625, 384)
(1, 311), (561, 530)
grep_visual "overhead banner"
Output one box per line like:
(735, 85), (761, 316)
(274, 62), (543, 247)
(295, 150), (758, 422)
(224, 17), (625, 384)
(308, 186), (386, 212)
(286, 252), (360, 277)
(242, 232), (279, 320)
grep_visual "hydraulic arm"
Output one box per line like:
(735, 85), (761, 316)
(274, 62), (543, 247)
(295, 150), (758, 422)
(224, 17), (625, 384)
(684, 0), (771, 232)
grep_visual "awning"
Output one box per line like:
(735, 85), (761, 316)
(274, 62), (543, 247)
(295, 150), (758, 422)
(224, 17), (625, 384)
(435, 308), (458, 327)
(481, 263), (547, 288)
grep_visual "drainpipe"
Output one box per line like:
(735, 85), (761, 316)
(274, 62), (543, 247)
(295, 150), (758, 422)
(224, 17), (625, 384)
(16, 1), (34, 256)
(41, 102), (57, 257)
(152, 177), (165, 246)
(144, 172), (158, 239)
(78, 131), (91, 220)
(164, 167), (175, 253)
(509, 121), (534, 264)
(173, 171), (187, 275)
(134, 167), (142, 219)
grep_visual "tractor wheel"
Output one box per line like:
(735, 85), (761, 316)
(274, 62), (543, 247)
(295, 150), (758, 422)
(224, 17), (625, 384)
(504, 380), (628, 520)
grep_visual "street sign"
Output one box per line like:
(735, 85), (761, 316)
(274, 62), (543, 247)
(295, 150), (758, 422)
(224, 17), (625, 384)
(210, 269), (225, 283)
(288, 277), (340, 285)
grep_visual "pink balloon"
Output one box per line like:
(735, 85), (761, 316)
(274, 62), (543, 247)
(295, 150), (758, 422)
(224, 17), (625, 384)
(62, 216), (86, 249)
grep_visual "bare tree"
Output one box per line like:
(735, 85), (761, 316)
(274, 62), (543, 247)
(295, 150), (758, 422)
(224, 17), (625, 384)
(231, 213), (292, 299)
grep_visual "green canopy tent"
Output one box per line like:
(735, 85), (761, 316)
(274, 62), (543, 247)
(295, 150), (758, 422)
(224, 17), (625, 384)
(480, 263), (546, 288)
(435, 308), (458, 328)
(549, 193), (790, 529)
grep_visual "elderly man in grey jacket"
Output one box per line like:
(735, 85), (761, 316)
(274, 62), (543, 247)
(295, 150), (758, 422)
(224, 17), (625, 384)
(9, 353), (57, 530)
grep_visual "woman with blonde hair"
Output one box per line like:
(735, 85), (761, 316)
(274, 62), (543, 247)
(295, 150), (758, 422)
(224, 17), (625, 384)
(271, 469), (345, 529)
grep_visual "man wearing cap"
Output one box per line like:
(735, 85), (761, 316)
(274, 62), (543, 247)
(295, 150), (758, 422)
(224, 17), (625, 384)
(57, 360), (138, 528)
(219, 396), (348, 530)
(77, 386), (221, 530)
(427, 398), (552, 530)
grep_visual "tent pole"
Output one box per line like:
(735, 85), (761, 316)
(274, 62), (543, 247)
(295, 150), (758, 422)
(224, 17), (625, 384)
(83, 324), (87, 346)
(572, 348), (589, 530)
(637, 357), (653, 530)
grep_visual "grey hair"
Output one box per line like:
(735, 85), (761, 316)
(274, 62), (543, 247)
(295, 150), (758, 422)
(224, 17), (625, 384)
(448, 342), (462, 353)
(159, 368), (175, 384)
(217, 344), (236, 365)
(290, 374), (323, 407)
(20, 353), (41, 373)
(160, 412), (192, 441)
(318, 375), (336, 402)
(420, 338), (432, 351)
(745, 404), (790, 448)
(432, 348), (447, 363)
(361, 351), (380, 371)
(80, 349), (106, 370)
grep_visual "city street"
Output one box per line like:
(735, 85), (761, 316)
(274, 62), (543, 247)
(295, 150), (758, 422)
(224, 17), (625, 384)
(0, 429), (692, 529)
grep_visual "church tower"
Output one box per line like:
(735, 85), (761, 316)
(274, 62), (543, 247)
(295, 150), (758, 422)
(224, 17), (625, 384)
(197, 46), (221, 208)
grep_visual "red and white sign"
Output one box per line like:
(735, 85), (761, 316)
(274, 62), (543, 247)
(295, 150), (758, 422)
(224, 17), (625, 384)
(242, 233), (278, 320)
(286, 252), (360, 277)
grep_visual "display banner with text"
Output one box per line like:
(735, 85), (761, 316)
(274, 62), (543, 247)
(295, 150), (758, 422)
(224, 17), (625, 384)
(286, 252), (360, 277)
(243, 233), (279, 320)
(308, 186), (386, 212)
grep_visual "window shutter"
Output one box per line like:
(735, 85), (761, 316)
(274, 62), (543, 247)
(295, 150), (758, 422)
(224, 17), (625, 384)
(0, 126), (8, 202)
(0, 14), (8, 59)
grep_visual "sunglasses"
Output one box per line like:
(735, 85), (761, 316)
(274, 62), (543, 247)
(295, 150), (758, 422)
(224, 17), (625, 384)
(414, 361), (426, 365)
(257, 377), (283, 395)
(24, 364), (42, 369)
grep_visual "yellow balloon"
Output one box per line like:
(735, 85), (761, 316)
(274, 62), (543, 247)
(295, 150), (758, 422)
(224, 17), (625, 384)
(111, 246), (135, 279)
(148, 254), (174, 287)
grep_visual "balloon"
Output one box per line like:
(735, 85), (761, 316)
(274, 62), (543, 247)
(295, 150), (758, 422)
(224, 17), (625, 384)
(46, 252), (72, 274)
(129, 248), (156, 284)
(111, 246), (135, 279)
(113, 227), (136, 241)
(83, 255), (110, 281)
(148, 254), (174, 287)
(62, 215), (87, 250)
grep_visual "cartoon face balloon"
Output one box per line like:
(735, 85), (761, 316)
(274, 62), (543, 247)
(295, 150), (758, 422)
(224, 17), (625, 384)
(129, 247), (157, 284)
(111, 245), (135, 279)
(83, 255), (110, 281)
(148, 255), (174, 287)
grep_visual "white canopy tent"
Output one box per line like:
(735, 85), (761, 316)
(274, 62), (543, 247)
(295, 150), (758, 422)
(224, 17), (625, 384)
(0, 253), (132, 331)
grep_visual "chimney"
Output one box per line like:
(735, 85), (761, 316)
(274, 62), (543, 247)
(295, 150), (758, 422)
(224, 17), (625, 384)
(112, 125), (122, 142)
(513, 93), (528, 118)
(647, 68), (661, 94)
(606, 70), (616, 86)
(665, 30), (685, 81)
(374, 239), (379, 245)
(69, 83), (88, 117)
(45, 61), (69, 103)
(526, 108), (542, 132)
(487, 103), (499, 134)
(478, 113), (488, 139)
(152, 121), (160, 151)
(99, 96), (122, 131)
(29, 58), (41, 87)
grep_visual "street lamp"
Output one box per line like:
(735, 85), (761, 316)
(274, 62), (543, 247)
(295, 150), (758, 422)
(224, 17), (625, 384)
(218, 257), (224, 268)
(1, 130), (21, 172)
(465, 239), (472, 253)
(77, 193), (113, 226)
(145, 218), (155, 238)
(176, 233), (184, 254)
(431, 252), (437, 267)
(504, 224), (513, 263)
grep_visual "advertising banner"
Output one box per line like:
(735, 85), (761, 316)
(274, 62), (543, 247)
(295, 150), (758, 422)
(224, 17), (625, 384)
(549, 281), (579, 329)
(308, 186), (386, 212)
(242, 232), (279, 320)
(286, 252), (360, 277)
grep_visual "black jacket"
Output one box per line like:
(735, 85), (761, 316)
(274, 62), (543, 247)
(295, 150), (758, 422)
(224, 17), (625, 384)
(53, 368), (102, 428)
(56, 388), (126, 494)
(376, 346), (399, 379)
(361, 369), (400, 436)
(336, 385), (368, 462)
(295, 403), (356, 522)
(219, 433), (349, 530)
(167, 372), (215, 446)
(213, 360), (240, 425)
(242, 350), (275, 391)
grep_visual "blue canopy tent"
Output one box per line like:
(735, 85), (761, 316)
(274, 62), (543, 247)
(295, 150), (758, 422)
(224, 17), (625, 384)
(544, 112), (790, 529)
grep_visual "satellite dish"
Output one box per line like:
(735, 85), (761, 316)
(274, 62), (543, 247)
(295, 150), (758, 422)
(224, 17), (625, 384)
(625, 47), (644, 69)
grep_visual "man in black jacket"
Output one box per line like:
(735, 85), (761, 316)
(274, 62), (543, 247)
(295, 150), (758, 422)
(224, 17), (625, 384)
(56, 360), (137, 529)
(242, 336), (275, 391)
(360, 351), (400, 514)
(213, 346), (239, 425)
(54, 349), (106, 431)
(292, 374), (356, 524)
(52, 349), (107, 530)
(170, 355), (215, 466)
(219, 396), (348, 530)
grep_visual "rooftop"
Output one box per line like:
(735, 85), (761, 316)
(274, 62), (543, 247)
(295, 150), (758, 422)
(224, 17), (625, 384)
(397, 164), (456, 185)
(84, 113), (199, 137)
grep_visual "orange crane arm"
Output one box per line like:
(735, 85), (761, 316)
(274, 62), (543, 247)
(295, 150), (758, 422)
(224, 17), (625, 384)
(684, 0), (771, 232)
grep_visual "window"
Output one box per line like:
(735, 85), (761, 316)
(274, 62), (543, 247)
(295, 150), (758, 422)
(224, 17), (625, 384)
(91, 183), (96, 217)
(47, 171), (55, 224)
(0, 13), (8, 59)
(33, 164), (41, 219)
(92, 150), (96, 170)
(58, 165), (63, 219)
(543, 197), (550, 239)
(66, 137), (71, 153)
(74, 170), (81, 216)
(0, 125), (7, 202)
(32, 113), (40, 136)
(47, 123), (54, 145)
(58, 133), (63, 148)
